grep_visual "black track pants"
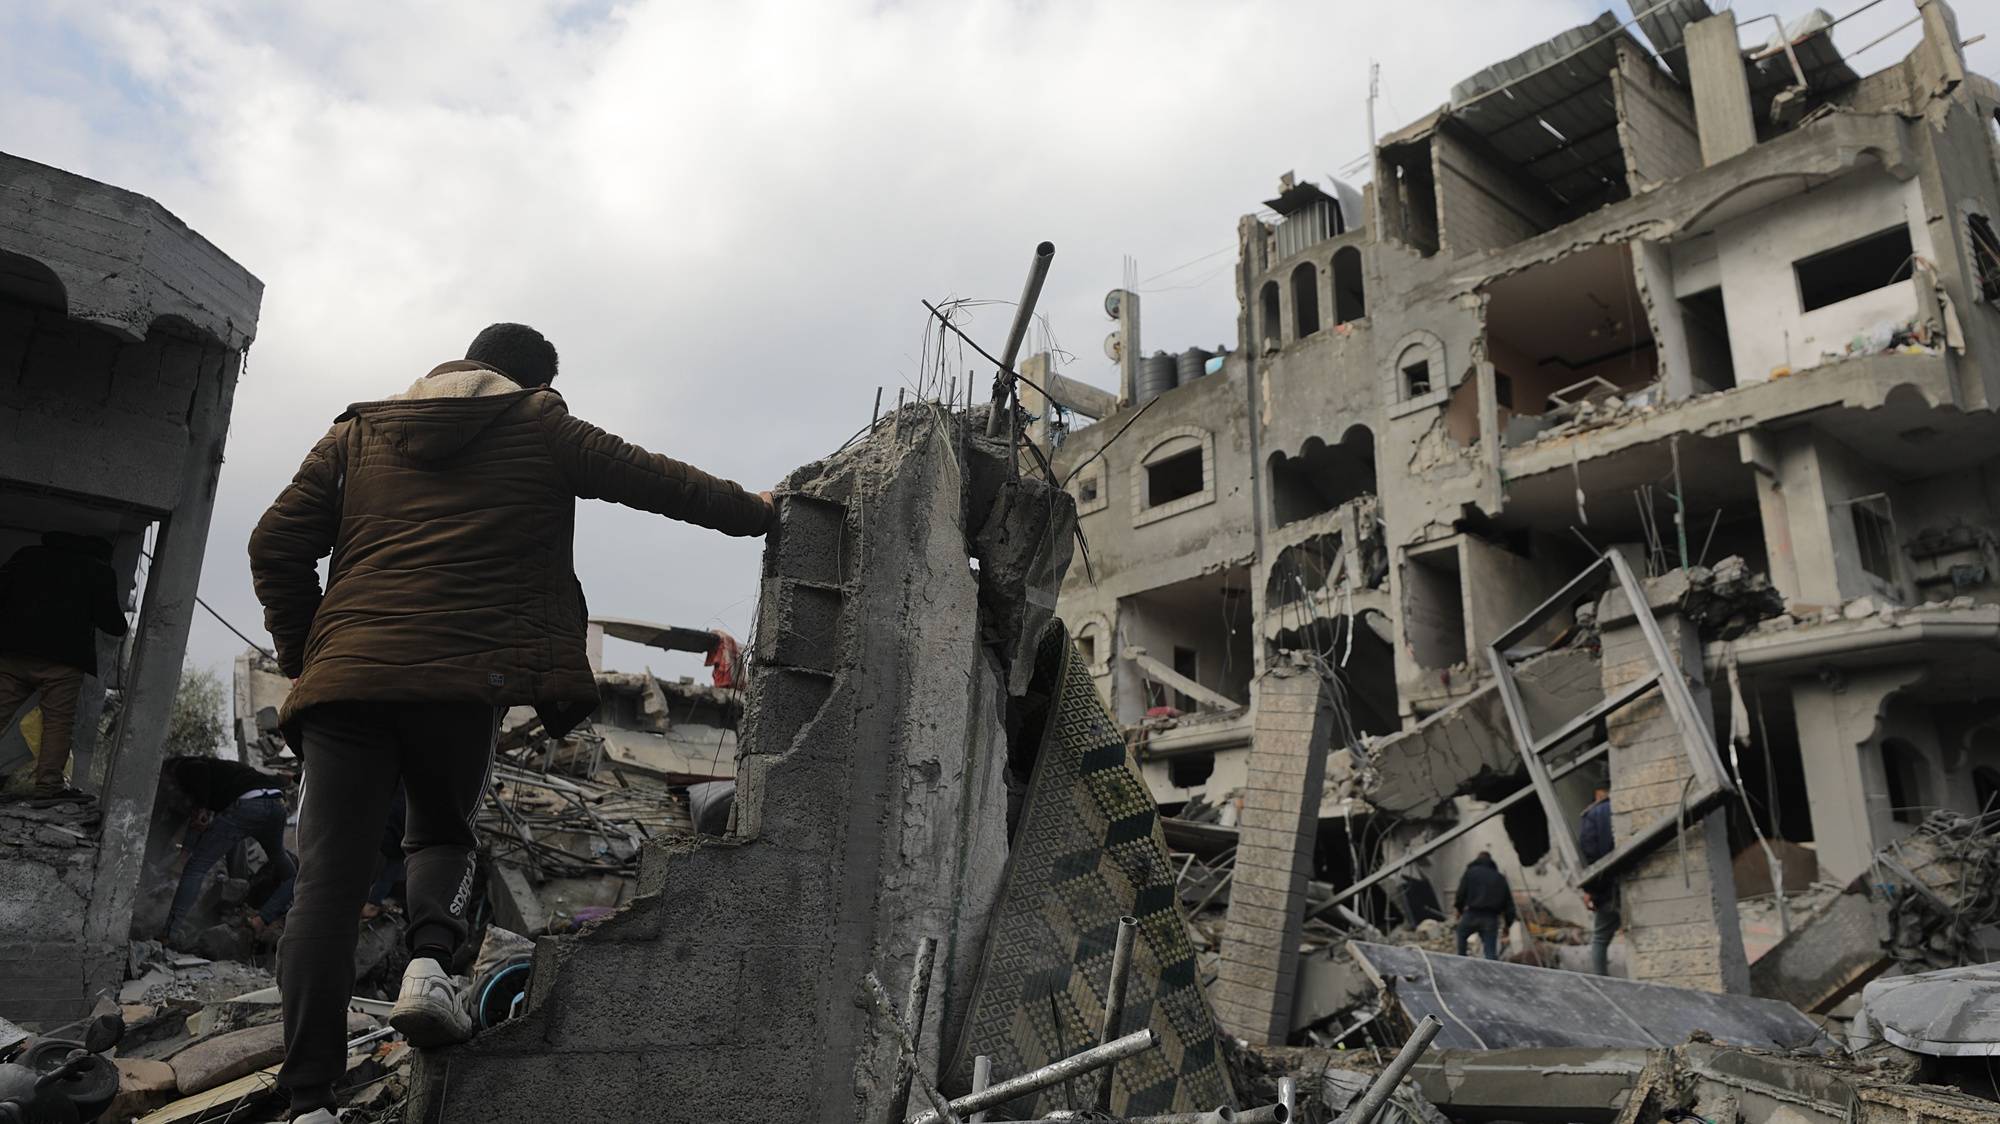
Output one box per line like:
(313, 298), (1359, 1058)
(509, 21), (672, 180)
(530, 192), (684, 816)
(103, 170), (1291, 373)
(278, 701), (499, 1114)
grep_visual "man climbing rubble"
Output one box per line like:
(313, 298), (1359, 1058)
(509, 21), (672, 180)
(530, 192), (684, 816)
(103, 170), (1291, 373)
(1452, 851), (1517, 960)
(0, 532), (128, 805)
(248, 323), (776, 1124)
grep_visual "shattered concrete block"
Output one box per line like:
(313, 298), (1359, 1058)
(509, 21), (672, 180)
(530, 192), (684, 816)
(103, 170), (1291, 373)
(107, 1057), (178, 1119)
(169, 1011), (374, 1095)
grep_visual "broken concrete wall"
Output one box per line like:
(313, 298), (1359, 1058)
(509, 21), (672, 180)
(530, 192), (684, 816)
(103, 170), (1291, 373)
(1600, 578), (1747, 994)
(1213, 664), (1330, 1043)
(416, 410), (1067, 1123)
(1614, 39), (1701, 193)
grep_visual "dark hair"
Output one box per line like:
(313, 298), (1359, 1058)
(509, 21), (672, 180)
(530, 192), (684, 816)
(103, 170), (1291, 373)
(466, 322), (558, 387)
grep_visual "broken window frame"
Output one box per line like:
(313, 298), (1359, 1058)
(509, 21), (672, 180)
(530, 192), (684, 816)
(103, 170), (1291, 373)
(1968, 212), (2000, 303)
(1485, 549), (1734, 887)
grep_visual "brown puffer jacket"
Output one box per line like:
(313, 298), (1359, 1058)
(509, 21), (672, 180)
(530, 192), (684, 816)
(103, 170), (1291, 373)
(249, 360), (771, 741)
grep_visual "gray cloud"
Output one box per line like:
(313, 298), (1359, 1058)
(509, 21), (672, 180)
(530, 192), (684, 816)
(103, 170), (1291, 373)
(4, 0), (1989, 679)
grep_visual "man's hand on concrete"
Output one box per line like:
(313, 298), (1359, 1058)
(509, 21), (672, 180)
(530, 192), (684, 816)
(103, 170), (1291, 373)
(193, 809), (214, 832)
(759, 491), (777, 526)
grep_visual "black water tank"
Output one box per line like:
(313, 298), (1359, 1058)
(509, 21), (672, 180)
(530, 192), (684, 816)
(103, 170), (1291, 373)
(1136, 351), (1177, 402)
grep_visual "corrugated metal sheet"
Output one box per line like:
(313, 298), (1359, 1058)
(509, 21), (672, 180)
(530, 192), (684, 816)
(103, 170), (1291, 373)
(1444, 13), (1635, 211)
(1275, 200), (1339, 259)
(1633, 0), (1714, 82)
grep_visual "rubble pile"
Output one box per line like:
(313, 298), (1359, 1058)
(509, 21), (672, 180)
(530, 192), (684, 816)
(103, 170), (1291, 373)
(1876, 810), (2000, 971)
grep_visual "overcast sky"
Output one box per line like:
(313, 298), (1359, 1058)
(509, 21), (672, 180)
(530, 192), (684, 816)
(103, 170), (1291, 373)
(4, 0), (1995, 686)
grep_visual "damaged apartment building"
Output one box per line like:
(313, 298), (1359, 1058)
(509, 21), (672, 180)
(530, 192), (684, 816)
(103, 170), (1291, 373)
(0, 152), (259, 1025)
(1038, 0), (2000, 1041)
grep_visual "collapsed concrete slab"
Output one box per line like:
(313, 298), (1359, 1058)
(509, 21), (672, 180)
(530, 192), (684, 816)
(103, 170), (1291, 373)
(1349, 941), (1820, 1052)
(411, 406), (1081, 1123)
(1413, 1041), (2000, 1124)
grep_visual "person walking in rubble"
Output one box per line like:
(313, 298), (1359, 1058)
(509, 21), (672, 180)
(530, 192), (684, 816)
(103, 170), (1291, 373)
(161, 754), (297, 943)
(1580, 783), (1620, 976)
(249, 323), (775, 1124)
(0, 532), (128, 805)
(1452, 851), (1517, 960)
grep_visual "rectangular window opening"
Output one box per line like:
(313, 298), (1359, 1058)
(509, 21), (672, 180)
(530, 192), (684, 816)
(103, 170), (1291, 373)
(1403, 360), (1432, 399)
(1679, 287), (1736, 392)
(1850, 499), (1897, 582)
(1404, 546), (1467, 669)
(1794, 226), (1915, 313)
(1171, 646), (1199, 713)
(1077, 477), (1100, 504)
(1146, 449), (1204, 507)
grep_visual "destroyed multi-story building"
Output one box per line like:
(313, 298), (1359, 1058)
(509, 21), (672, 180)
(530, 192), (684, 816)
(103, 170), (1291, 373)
(1037, 0), (2000, 1038)
(0, 151), (260, 1023)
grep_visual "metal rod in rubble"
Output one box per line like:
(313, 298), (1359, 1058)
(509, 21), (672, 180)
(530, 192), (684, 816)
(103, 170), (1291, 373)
(908, 1028), (1160, 1124)
(1123, 1107), (1236, 1123)
(1344, 1015), (1442, 1124)
(1093, 915), (1139, 1113)
(890, 937), (939, 1121)
(863, 971), (961, 1124)
(968, 1055), (992, 1124)
(1278, 1075), (1297, 1120)
(985, 241), (1056, 437)
(1236, 1104), (1291, 1123)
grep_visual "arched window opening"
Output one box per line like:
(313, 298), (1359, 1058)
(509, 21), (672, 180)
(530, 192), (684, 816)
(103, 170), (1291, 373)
(1291, 262), (1321, 338)
(1259, 282), (1282, 349)
(1333, 246), (1365, 324)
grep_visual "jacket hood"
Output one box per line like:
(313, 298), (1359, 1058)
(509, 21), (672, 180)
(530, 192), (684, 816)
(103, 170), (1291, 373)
(345, 360), (543, 462)
(1469, 855), (1497, 869)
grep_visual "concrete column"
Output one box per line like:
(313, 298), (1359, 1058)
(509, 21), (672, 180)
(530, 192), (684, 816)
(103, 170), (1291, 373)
(83, 350), (240, 963)
(1598, 581), (1747, 994)
(1787, 666), (1924, 883)
(1213, 663), (1330, 1044)
(1685, 13), (1757, 166)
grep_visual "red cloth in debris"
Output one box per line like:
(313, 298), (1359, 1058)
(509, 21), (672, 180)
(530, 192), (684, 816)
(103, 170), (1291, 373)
(706, 631), (741, 688)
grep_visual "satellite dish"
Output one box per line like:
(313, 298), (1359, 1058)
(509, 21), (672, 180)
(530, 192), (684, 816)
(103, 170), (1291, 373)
(1103, 332), (1123, 362)
(1104, 290), (1124, 320)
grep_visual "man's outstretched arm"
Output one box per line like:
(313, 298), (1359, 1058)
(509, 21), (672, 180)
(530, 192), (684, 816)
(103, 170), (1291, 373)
(248, 427), (345, 677)
(539, 395), (773, 536)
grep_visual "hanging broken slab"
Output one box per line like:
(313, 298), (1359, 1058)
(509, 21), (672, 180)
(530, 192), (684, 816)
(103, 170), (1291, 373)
(1348, 941), (1824, 1052)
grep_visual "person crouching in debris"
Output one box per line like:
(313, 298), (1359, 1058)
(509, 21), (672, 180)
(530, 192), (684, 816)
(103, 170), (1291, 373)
(1452, 851), (1517, 960)
(1579, 783), (1619, 976)
(248, 323), (775, 1124)
(0, 532), (128, 806)
(161, 754), (297, 943)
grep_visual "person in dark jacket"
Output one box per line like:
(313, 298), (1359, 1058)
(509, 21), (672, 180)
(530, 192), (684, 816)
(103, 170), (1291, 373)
(1453, 851), (1517, 960)
(1579, 784), (1619, 976)
(0, 532), (128, 803)
(161, 755), (296, 941)
(248, 323), (774, 1124)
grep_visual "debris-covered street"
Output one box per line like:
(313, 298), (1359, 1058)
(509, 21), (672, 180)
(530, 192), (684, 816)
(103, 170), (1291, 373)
(6, 1), (2000, 1122)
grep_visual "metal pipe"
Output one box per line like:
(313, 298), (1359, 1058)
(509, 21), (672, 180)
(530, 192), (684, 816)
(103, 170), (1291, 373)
(863, 972), (961, 1124)
(908, 1028), (1160, 1124)
(968, 1056), (992, 1124)
(1278, 1075), (1297, 1120)
(890, 937), (939, 1122)
(985, 241), (1056, 437)
(1347, 1016), (1443, 1124)
(1126, 1108), (1237, 1124)
(1236, 1105), (1290, 1124)
(1093, 915), (1140, 1113)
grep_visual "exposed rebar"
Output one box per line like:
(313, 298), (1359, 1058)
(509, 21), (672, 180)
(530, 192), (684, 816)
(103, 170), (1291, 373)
(1093, 915), (1139, 1113)
(1346, 1015), (1442, 1124)
(968, 1055), (992, 1124)
(985, 241), (1056, 437)
(908, 1028), (1159, 1124)
(889, 937), (940, 1123)
(863, 971), (960, 1124)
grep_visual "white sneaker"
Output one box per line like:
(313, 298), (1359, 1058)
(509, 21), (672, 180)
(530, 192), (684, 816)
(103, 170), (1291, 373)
(389, 957), (475, 1047)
